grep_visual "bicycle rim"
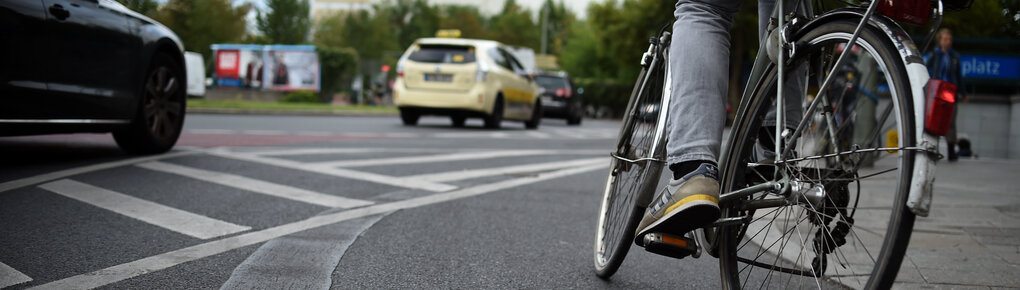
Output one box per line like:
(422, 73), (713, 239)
(593, 64), (666, 279)
(718, 20), (917, 289)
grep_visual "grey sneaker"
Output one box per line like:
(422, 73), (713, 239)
(635, 163), (721, 243)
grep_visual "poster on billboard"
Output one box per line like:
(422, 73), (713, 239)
(263, 49), (319, 91)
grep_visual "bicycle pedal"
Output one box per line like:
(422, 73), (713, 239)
(641, 232), (699, 260)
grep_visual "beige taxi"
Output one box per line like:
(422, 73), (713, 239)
(393, 38), (541, 129)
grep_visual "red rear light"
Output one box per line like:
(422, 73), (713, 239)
(924, 79), (956, 136)
(555, 88), (568, 98)
(878, 0), (930, 25)
(397, 71), (404, 78)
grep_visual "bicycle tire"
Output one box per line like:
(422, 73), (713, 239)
(593, 60), (666, 279)
(717, 19), (917, 289)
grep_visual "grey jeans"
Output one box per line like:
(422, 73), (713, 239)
(665, 0), (805, 165)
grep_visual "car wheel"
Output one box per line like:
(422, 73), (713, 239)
(400, 109), (419, 126)
(113, 53), (186, 155)
(484, 95), (503, 129)
(567, 102), (583, 125)
(524, 100), (541, 129)
(451, 115), (466, 127)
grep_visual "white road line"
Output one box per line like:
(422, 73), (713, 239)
(310, 150), (557, 168)
(38, 179), (250, 240)
(549, 130), (586, 139)
(525, 131), (551, 139)
(244, 147), (457, 157)
(241, 130), (287, 135)
(294, 131), (333, 136)
(137, 162), (373, 209)
(0, 262), (32, 288)
(404, 157), (607, 182)
(201, 148), (457, 192)
(0, 151), (200, 194)
(185, 129), (236, 134)
(31, 163), (606, 290)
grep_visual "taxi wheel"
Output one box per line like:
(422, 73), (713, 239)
(451, 116), (466, 127)
(400, 109), (419, 126)
(525, 100), (542, 129)
(484, 96), (504, 129)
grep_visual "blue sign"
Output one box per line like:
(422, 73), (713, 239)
(960, 55), (1019, 80)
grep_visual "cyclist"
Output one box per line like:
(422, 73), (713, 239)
(636, 0), (806, 239)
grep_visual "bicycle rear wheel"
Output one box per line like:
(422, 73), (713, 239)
(717, 19), (918, 289)
(593, 59), (667, 279)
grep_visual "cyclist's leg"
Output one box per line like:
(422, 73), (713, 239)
(664, 0), (742, 168)
(635, 0), (742, 238)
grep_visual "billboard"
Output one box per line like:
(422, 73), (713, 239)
(211, 44), (320, 91)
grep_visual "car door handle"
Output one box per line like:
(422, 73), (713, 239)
(49, 4), (70, 20)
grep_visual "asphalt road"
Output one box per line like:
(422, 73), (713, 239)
(1, 114), (837, 289)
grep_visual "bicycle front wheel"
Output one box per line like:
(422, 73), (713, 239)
(717, 19), (918, 289)
(593, 61), (667, 279)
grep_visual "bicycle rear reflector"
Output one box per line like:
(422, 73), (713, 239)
(924, 79), (956, 136)
(878, 0), (930, 25)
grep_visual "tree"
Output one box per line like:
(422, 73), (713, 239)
(115, 0), (159, 17)
(488, 0), (541, 49)
(157, 0), (251, 62)
(257, 0), (312, 44)
(437, 5), (487, 39)
(538, 0), (576, 56)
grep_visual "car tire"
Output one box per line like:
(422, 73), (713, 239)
(113, 53), (186, 155)
(484, 95), (503, 129)
(524, 100), (541, 130)
(451, 115), (466, 127)
(567, 102), (583, 125)
(400, 109), (419, 126)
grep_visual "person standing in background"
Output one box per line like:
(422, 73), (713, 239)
(925, 28), (967, 162)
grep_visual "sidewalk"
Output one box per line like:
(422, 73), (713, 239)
(895, 158), (1020, 289)
(745, 157), (1020, 289)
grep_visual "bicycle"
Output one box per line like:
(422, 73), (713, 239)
(593, 0), (966, 288)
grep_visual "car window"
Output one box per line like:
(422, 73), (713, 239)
(501, 48), (526, 74)
(408, 45), (476, 64)
(487, 48), (511, 70)
(535, 76), (567, 90)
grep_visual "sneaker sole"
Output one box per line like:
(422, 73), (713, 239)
(636, 199), (721, 241)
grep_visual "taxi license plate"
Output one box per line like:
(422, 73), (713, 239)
(425, 73), (453, 82)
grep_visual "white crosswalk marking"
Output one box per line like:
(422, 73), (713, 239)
(404, 157), (607, 182)
(0, 262), (31, 288)
(137, 162), (373, 208)
(39, 179), (251, 240)
(201, 148), (458, 192)
(309, 150), (557, 168)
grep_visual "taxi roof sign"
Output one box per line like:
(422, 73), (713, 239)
(436, 29), (461, 38)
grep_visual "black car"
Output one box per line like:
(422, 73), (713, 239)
(535, 71), (583, 125)
(1, 0), (187, 154)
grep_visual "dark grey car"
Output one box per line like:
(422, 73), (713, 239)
(536, 71), (582, 125)
(1, 0), (187, 154)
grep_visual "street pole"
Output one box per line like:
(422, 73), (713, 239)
(540, 4), (549, 55)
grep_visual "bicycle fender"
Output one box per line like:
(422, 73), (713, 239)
(799, 9), (936, 216)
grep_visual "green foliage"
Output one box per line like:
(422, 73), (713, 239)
(156, 0), (251, 63)
(437, 5), (487, 39)
(538, 0), (576, 55)
(488, 0), (541, 49)
(115, 0), (159, 17)
(257, 0), (312, 44)
(280, 90), (320, 103)
(318, 47), (359, 101)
